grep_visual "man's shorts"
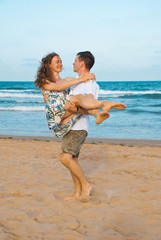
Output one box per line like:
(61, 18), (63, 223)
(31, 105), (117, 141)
(61, 130), (88, 158)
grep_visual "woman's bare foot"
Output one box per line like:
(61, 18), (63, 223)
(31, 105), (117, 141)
(95, 111), (110, 124)
(103, 102), (127, 112)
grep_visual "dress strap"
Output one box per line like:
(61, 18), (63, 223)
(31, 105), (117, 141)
(43, 90), (50, 96)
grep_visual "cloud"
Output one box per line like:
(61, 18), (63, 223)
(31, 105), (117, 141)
(21, 58), (39, 67)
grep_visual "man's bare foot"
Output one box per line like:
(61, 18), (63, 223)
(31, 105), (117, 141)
(79, 184), (93, 203)
(103, 102), (127, 112)
(64, 194), (80, 202)
(95, 111), (110, 124)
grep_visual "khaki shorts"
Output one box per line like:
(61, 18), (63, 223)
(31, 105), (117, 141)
(61, 130), (88, 158)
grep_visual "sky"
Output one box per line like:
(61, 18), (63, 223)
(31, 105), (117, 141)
(0, 0), (161, 81)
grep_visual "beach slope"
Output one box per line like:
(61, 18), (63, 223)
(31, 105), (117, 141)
(0, 138), (161, 240)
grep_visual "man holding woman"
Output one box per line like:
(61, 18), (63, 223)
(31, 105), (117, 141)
(35, 51), (127, 201)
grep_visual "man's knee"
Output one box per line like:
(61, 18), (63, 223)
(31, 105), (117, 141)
(60, 153), (73, 167)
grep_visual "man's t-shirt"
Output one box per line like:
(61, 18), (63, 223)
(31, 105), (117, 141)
(69, 80), (99, 132)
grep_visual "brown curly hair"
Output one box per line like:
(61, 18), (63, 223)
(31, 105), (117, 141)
(34, 52), (59, 88)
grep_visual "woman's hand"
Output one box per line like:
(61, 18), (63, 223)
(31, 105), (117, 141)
(80, 73), (96, 83)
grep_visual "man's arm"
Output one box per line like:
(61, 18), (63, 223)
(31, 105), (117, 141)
(65, 101), (89, 115)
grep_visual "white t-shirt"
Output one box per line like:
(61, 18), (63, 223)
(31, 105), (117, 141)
(69, 80), (99, 132)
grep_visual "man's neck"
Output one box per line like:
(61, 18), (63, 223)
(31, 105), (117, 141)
(78, 69), (90, 77)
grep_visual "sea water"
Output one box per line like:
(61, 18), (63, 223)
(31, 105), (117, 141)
(0, 81), (161, 139)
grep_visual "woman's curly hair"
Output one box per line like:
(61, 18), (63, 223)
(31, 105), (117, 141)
(34, 52), (59, 88)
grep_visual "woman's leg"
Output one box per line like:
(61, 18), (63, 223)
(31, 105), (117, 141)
(69, 94), (127, 112)
(60, 93), (126, 125)
(61, 104), (110, 125)
(60, 112), (76, 125)
(65, 94), (110, 124)
(82, 109), (110, 124)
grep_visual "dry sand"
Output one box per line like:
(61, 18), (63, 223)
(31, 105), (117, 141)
(0, 137), (161, 240)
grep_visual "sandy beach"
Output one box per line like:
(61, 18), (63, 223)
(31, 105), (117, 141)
(0, 136), (161, 240)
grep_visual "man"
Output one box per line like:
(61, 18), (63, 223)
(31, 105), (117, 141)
(60, 51), (99, 201)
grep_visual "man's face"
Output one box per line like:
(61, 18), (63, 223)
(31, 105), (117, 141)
(73, 55), (81, 73)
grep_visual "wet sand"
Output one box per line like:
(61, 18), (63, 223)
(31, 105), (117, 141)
(0, 136), (161, 240)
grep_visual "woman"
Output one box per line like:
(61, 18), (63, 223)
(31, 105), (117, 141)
(34, 52), (127, 137)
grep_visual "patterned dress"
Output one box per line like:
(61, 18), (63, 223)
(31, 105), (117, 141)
(44, 90), (81, 138)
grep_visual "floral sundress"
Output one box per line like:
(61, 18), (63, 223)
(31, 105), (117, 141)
(44, 90), (81, 138)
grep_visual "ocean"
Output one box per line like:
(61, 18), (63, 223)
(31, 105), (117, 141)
(0, 80), (161, 139)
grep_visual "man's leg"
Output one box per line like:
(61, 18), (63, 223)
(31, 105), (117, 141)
(70, 159), (82, 198)
(61, 130), (92, 201)
(60, 153), (92, 201)
(60, 154), (82, 201)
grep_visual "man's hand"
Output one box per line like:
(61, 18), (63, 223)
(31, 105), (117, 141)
(65, 101), (78, 112)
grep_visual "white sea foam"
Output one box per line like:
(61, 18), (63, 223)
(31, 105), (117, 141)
(15, 100), (44, 103)
(0, 92), (42, 98)
(99, 90), (161, 95)
(0, 89), (38, 92)
(0, 106), (45, 112)
(1, 89), (161, 98)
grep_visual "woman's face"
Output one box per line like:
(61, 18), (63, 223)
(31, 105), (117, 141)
(50, 55), (63, 73)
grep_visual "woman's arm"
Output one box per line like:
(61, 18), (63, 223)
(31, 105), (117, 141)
(41, 89), (45, 95)
(42, 73), (95, 91)
(41, 89), (48, 103)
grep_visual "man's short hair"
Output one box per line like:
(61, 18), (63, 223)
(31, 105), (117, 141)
(77, 51), (95, 70)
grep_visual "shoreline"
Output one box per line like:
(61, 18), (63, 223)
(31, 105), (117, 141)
(0, 134), (161, 147)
